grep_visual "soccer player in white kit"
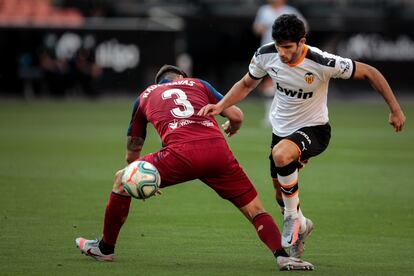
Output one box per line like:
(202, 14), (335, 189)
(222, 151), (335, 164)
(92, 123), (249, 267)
(199, 14), (406, 260)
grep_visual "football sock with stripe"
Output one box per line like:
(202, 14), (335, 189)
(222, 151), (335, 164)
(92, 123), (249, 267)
(277, 163), (308, 231)
(277, 163), (299, 218)
(102, 192), (131, 251)
(252, 212), (287, 257)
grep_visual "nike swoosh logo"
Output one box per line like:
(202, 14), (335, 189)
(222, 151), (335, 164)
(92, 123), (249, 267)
(86, 248), (101, 257)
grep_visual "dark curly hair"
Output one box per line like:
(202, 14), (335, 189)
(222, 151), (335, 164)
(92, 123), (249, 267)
(272, 14), (306, 44)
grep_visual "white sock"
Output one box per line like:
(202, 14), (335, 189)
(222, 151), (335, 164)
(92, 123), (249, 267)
(277, 169), (299, 218)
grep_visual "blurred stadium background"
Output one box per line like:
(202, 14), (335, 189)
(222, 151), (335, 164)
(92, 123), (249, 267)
(1, 0), (413, 98)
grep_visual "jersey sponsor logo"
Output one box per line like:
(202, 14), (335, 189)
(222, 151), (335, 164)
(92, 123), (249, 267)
(304, 72), (315, 84)
(169, 120), (179, 130)
(276, 82), (313, 99)
(168, 119), (214, 130)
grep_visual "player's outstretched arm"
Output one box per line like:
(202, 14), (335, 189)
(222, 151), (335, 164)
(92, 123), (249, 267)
(198, 73), (261, 116)
(353, 62), (406, 132)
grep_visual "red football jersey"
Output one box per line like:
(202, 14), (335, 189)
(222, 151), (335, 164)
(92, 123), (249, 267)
(128, 78), (224, 146)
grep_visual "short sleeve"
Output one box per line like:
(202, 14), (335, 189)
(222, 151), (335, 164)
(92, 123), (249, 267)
(330, 56), (355, 80)
(248, 51), (267, 79)
(321, 52), (355, 80)
(307, 46), (355, 80)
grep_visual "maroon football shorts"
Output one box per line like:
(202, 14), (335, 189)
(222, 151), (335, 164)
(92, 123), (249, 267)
(139, 138), (257, 208)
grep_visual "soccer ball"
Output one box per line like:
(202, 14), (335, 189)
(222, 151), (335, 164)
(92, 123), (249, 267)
(122, 160), (161, 199)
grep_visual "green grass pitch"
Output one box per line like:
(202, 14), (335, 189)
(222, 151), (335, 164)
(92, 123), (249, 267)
(0, 98), (413, 275)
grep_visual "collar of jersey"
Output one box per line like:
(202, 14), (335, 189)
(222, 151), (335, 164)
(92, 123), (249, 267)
(158, 79), (172, 84)
(287, 45), (308, 67)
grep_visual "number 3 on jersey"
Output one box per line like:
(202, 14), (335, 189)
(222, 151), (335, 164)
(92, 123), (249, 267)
(162, 88), (194, 118)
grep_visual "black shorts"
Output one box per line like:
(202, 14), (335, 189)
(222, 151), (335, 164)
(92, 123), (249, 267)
(269, 123), (331, 178)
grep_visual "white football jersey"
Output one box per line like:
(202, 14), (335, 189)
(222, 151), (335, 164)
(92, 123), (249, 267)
(249, 43), (355, 136)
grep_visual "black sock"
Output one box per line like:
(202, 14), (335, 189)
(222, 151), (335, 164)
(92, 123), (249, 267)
(99, 239), (115, 255)
(274, 248), (289, 258)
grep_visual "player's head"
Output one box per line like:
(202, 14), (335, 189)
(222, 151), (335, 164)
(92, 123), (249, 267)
(271, 14), (306, 64)
(155, 65), (188, 84)
(272, 14), (306, 44)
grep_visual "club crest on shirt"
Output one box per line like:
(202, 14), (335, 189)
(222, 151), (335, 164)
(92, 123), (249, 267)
(304, 72), (315, 84)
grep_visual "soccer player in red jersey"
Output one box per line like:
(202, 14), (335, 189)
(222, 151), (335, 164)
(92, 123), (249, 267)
(75, 65), (314, 271)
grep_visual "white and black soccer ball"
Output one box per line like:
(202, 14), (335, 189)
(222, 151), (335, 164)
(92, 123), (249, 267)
(122, 161), (161, 199)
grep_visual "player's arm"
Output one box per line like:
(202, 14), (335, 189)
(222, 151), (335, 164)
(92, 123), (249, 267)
(125, 136), (144, 164)
(221, 106), (244, 137)
(353, 61), (406, 132)
(198, 73), (261, 116)
(126, 96), (147, 163)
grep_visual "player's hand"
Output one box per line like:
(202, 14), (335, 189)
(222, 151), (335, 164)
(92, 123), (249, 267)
(389, 110), (406, 132)
(222, 120), (238, 137)
(198, 104), (223, 116)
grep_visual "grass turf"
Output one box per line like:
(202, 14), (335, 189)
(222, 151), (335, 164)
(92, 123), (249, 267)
(0, 99), (413, 275)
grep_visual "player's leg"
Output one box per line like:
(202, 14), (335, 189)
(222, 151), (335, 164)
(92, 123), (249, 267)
(200, 143), (313, 270)
(239, 195), (286, 257)
(79, 147), (186, 260)
(238, 195), (313, 271)
(76, 169), (130, 261)
(272, 159), (307, 215)
(273, 175), (311, 257)
(272, 139), (304, 248)
(273, 124), (331, 253)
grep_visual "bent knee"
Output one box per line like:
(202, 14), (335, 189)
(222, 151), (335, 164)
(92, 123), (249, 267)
(272, 140), (300, 166)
